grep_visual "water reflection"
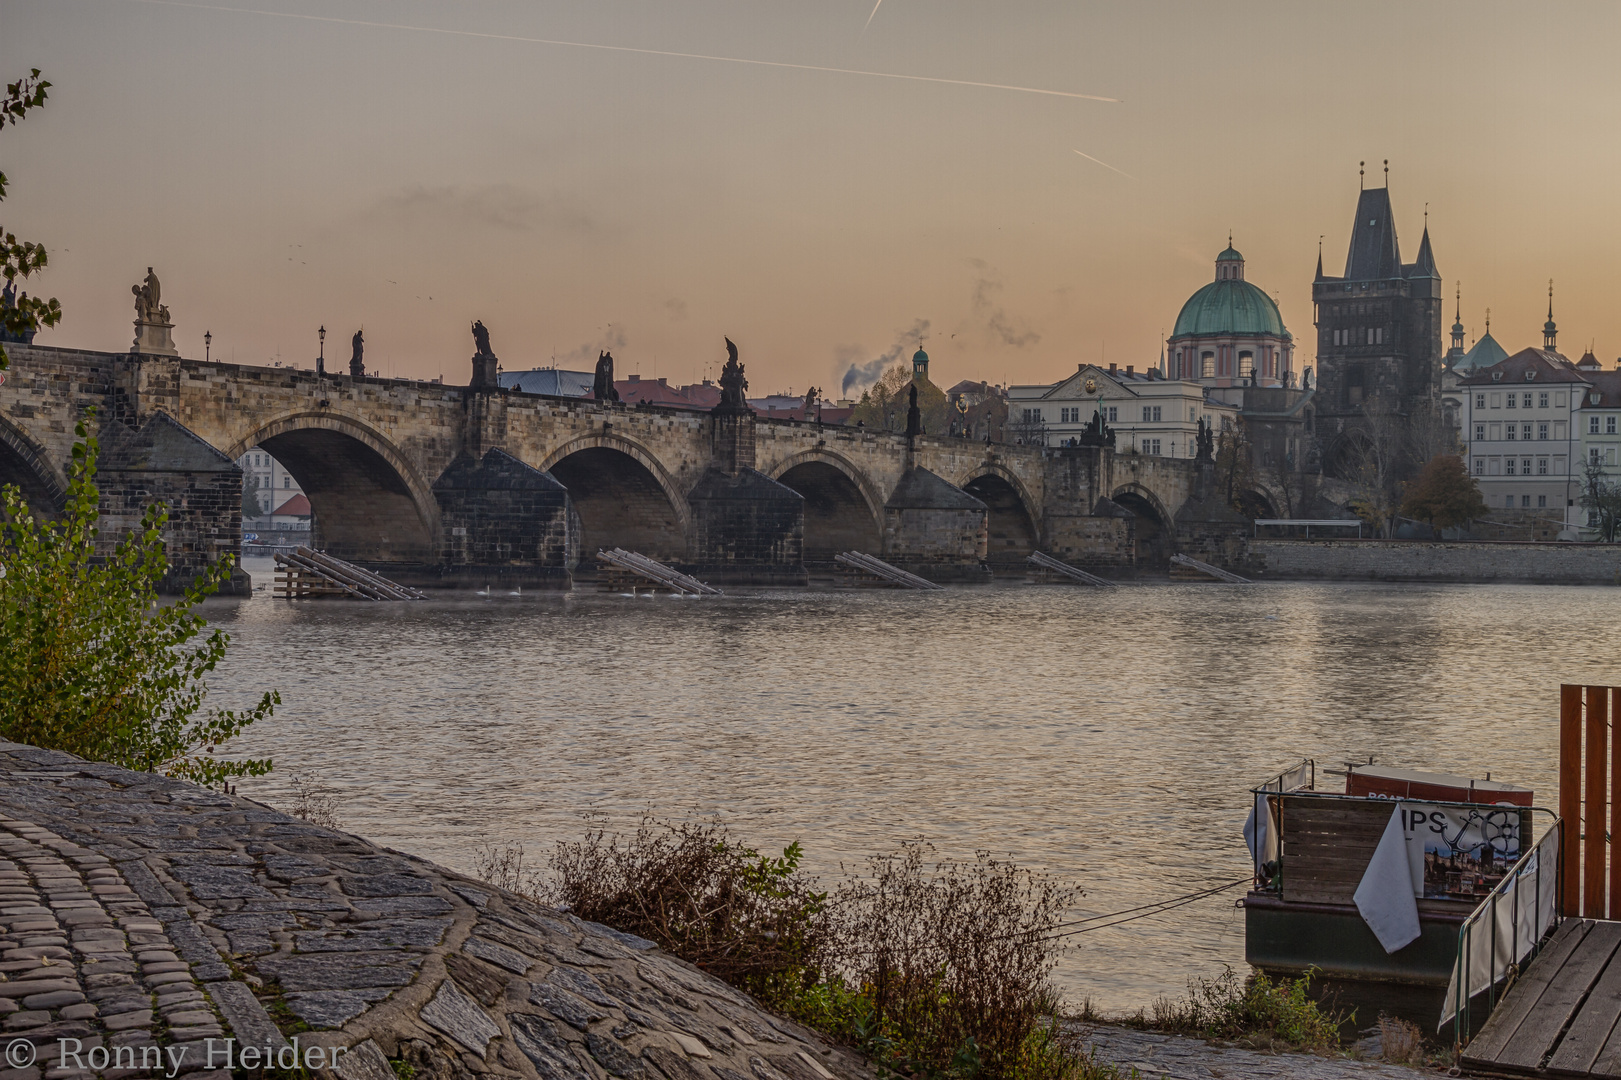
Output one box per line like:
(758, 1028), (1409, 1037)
(207, 558), (1595, 1010)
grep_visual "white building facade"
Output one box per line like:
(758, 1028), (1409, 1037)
(1459, 348), (1583, 524)
(1007, 363), (1238, 456)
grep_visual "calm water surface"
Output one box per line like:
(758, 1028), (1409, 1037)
(205, 557), (1613, 1011)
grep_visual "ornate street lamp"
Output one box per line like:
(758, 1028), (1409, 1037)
(317, 325), (326, 375)
(204, 330), (211, 363)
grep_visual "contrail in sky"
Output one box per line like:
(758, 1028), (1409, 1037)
(1073, 148), (1133, 178)
(862, 0), (884, 37)
(120, 0), (1119, 102)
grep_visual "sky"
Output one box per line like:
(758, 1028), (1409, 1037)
(5, 1), (1621, 396)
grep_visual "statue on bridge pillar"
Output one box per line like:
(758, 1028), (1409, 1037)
(130, 266), (178, 357)
(904, 383), (922, 438)
(1076, 405), (1115, 449)
(1195, 416), (1215, 462)
(593, 351), (621, 402)
(350, 330), (365, 377)
(470, 320), (499, 388)
(714, 338), (750, 414)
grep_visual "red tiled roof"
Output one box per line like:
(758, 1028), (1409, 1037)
(271, 494), (311, 517)
(1580, 370), (1621, 408)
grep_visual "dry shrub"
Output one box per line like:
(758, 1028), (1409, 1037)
(1378, 1014), (1424, 1064)
(549, 817), (828, 1008)
(823, 842), (1078, 1080)
(474, 840), (547, 904)
(287, 771), (342, 830)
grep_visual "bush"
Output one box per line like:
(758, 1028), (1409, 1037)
(1148, 967), (1345, 1052)
(549, 817), (829, 1009)
(0, 416), (277, 786)
(543, 824), (1085, 1080)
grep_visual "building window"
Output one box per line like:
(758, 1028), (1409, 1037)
(1145, 439), (1161, 455)
(1592, 447), (1604, 465)
(1474, 457), (1485, 475)
(1507, 394), (1516, 409)
(1475, 423), (1486, 441)
(1539, 495), (1548, 507)
(1506, 424), (1516, 441)
(1189, 407), (1197, 421)
(1610, 448), (1619, 468)
(1506, 495), (1515, 508)
(1539, 422), (1549, 440)
(1506, 458), (1516, 475)
(1523, 458), (1532, 476)
(1592, 415), (1601, 434)
(1106, 407), (1118, 422)
(1523, 423), (1533, 440)
(1539, 392), (1549, 409)
(1522, 495), (1532, 508)
(1609, 417), (1618, 435)
(1347, 365), (1364, 405)
(1476, 393), (1487, 409)
(1238, 352), (1254, 378)
(1524, 393), (1533, 408)
(284, 476), (291, 488)
(1538, 458), (1548, 475)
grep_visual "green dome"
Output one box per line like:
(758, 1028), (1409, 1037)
(1216, 244), (1244, 262)
(1172, 278), (1288, 338)
(913, 347), (929, 364)
(1454, 331), (1508, 373)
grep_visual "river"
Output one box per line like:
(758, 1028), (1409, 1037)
(207, 557), (1604, 1012)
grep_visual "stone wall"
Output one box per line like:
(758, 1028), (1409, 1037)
(431, 449), (574, 589)
(685, 468), (807, 585)
(1252, 538), (1621, 584)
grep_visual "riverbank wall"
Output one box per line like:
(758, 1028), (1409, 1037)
(1247, 539), (1621, 585)
(0, 739), (870, 1080)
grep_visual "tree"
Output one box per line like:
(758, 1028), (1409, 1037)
(1399, 454), (1488, 529)
(1579, 457), (1621, 542)
(848, 364), (949, 434)
(1215, 418), (1257, 511)
(1344, 405), (1404, 537)
(0, 414), (278, 786)
(242, 473), (265, 521)
(0, 69), (63, 371)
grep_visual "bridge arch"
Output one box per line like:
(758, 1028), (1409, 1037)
(959, 464), (1040, 570)
(1111, 482), (1173, 566)
(539, 434), (691, 568)
(227, 412), (440, 565)
(768, 449), (883, 565)
(0, 414), (65, 515)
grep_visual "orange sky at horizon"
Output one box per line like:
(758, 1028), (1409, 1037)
(5, 0), (1620, 395)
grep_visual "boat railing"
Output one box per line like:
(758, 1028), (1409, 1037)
(1446, 816), (1564, 1046)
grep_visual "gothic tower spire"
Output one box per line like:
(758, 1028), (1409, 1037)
(1544, 280), (1558, 350)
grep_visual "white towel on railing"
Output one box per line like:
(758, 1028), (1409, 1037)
(1355, 804), (1422, 954)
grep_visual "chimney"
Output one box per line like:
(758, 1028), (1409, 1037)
(1127, 365), (1135, 377)
(1108, 363), (1117, 374)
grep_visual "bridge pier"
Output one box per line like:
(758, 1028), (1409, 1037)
(428, 448), (575, 589)
(96, 412), (251, 596)
(881, 466), (991, 583)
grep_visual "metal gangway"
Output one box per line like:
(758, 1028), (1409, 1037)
(1025, 550), (1116, 587)
(594, 548), (721, 595)
(833, 551), (946, 590)
(273, 546), (427, 601)
(1169, 553), (1252, 584)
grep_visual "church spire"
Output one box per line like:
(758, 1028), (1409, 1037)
(1544, 279), (1558, 350)
(1449, 285), (1465, 355)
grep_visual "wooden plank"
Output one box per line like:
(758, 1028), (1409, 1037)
(1496, 921), (1621, 1070)
(1465, 918), (1591, 1066)
(1588, 686), (1609, 919)
(1612, 687), (1621, 922)
(1564, 685), (1585, 917)
(1547, 930), (1621, 1075)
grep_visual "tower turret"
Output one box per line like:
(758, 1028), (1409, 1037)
(1543, 280), (1558, 350)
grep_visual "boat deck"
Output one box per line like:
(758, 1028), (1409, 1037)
(1463, 919), (1621, 1077)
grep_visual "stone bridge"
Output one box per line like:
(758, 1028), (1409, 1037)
(0, 343), (1245, 589)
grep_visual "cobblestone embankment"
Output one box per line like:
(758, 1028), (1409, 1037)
(1068, 1024), (1439, 1079)
(0, 739), (872, 1080)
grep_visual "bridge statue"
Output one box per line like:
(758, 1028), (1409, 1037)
(904, 383), (922, 438)
(714, 338), (749, 414)
(1195, 416), (1215, 462)
(1077, 405), (1115, 449)
(350, 330), (365, 377)
(593, 351), (621, 402)
(471, 320), (493, 357)
(129, 267), (178, 356)
(802, 385), (819, 418)
(470, 321), (498, 388)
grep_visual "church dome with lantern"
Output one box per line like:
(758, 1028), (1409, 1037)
(1167, 243), (1294, 387)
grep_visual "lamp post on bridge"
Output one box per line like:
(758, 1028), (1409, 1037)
(317, 325), (326, 375)
(204, 330), (211, 364)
